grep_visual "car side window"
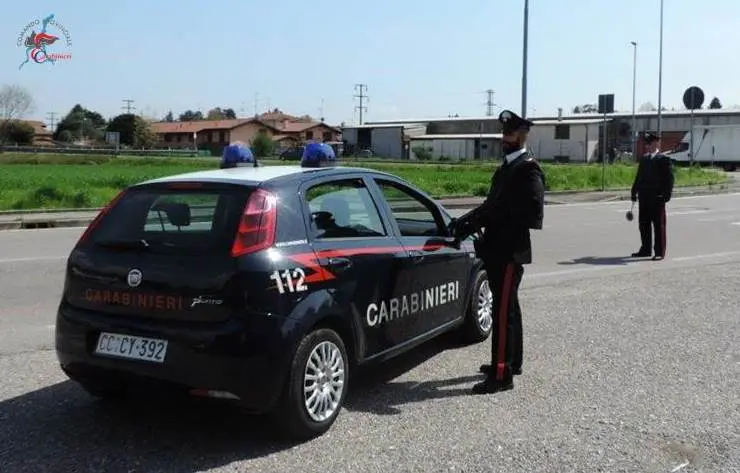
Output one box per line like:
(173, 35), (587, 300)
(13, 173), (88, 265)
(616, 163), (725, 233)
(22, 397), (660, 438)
(305, 179), (386, 239)
(374, 179), (446, 237)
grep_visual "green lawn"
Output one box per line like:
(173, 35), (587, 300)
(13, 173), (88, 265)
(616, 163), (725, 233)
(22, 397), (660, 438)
(0, 153), (728, 211)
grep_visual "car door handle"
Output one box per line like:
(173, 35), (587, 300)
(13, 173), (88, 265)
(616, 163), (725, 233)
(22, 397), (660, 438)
(328, 257), (352, 271)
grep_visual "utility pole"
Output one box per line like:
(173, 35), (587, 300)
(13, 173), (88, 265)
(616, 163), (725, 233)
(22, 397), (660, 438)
(254, 92), (259, 117)
(354, 84), (368, 125)
(46, 112), (57, 133)
(319, 98), (325, 122)
(485, 89), (496, 116)
(630, 41), (638, 157)
(657, 0), (664, 137)
(122, 99), (135, 114)
(521, 0), (529, 118)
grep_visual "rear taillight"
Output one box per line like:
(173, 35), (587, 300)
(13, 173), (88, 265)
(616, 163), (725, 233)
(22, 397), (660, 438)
(76, 190), (128, 245)
(231, 188), (277, 257)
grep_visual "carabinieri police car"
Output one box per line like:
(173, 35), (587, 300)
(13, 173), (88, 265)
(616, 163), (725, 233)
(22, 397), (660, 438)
(54, 142), (493, 440)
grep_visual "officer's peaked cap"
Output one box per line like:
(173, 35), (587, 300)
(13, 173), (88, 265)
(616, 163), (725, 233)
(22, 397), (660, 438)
(644, 131), (660, 143)
(499, 109), (534, 134)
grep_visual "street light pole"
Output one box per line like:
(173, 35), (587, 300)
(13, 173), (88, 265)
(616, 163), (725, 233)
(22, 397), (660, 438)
(521, 0), (529, 118)
(657, 0), (664, 137)
(631, 41), (637, 157)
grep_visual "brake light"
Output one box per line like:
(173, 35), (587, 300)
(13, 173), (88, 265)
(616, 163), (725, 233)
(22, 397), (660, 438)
(231, 189), (277, 257)
(76, 190), (128, 245)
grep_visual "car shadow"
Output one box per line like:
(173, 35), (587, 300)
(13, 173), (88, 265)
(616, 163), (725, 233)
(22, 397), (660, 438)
(0, 380), (302, 472)
(557, 255), (641, 266)
(344, 332), (486, 416)
(0, 334), (483, 471)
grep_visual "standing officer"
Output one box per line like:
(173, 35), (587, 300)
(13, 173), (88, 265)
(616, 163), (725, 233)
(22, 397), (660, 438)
(450, 109), (546, 395)
(630, 132), (674, 261)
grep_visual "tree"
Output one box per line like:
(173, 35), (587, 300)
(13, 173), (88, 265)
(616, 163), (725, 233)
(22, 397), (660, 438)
(133, 118), (156, 148)
(53, 104), (107, 143)
(709, 97), (722, 109)
(163, 111), (174, 122)
(179, 110), (203, 121)
(107, 113), (157, 147)
(0, 120), (35, 145)
(572, 104), (597, 114)
(250, 130), (274, 157)
(206, 107), (237, 120)
(638, 102), (657, 112)
(0, 84), (35, 145)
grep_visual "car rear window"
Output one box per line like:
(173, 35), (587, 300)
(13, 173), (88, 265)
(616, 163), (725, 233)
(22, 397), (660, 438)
(88, 185), (251, 254)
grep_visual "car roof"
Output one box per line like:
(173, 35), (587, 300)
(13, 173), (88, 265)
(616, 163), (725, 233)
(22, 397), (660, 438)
(136, 165), (400, 188)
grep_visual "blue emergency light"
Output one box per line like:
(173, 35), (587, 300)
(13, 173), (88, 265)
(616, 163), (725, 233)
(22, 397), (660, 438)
(301, 142), (336, 168)
(220, 142), (258, 168)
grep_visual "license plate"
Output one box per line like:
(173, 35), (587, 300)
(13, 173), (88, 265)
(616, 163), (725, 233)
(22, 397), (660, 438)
(94, 332), (168, 363)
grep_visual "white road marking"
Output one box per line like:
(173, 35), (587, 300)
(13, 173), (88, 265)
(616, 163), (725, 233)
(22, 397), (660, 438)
(668, 210), (710, 215)
(0, 256), (67, 264)
(553, 191), (740, 208)
(671, 251), (740, 261)
(0, 226), (86, 234)
(732, 222), (740, 226)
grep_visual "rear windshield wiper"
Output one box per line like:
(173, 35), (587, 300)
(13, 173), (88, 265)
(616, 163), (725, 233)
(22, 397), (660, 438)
(95, 238), (152, 250)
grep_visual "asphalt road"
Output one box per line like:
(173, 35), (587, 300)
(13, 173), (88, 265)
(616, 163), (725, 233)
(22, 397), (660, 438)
(1, 193), (739, 472)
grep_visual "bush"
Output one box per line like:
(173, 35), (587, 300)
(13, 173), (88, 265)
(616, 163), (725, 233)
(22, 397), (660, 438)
(251, 131), (274, 157)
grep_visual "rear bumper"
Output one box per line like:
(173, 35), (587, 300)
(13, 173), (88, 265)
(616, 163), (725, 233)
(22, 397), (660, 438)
(55, 302), (304, 413)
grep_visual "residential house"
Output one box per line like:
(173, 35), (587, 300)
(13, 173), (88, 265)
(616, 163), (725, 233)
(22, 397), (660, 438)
(0, 119), (53, 146)
(150, 118), (279, 155)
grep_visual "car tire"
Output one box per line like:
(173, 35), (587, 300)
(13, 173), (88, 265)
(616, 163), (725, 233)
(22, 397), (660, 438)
(273, 328), (349, 440)
(460, 269), (494, 344)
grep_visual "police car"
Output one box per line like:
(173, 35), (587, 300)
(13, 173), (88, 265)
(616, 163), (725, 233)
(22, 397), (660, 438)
(54, 142), (493, 440)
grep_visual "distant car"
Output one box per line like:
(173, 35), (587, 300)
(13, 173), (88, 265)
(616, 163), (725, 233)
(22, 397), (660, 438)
(54, 157), (493, 440)
(279, 146), (304, 160)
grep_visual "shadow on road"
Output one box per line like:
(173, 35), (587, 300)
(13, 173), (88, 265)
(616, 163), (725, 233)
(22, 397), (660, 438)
(558, 255), (640, 266)
(345, 332), (486, 416)
(0, 334), (483, 472)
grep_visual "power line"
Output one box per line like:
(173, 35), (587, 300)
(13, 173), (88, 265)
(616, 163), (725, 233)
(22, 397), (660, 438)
(485, 89), (496, 116)
(46, 112), (58, 132)
(354, 84), (368, 125)
(122, 99), (135, 114)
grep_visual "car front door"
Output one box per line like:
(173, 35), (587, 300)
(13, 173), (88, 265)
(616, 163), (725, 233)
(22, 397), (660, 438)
(370, 177), (474, 335)
(299, 174), (416, 361)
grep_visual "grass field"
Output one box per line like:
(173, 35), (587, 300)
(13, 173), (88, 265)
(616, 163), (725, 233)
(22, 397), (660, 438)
(0, 153), (729, 211)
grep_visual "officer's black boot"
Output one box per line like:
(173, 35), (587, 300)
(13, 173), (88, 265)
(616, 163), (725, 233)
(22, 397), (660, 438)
(472, 371), (514, 395)
(479, 364), (522, 375)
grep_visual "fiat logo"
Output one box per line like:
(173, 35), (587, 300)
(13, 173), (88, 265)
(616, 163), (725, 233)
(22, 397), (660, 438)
(127, 269), (143, 288)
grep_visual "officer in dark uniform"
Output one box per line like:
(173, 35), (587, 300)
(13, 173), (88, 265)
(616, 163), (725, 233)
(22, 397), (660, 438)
(449, 109), (546, 395)
(630, 132), (674, 261)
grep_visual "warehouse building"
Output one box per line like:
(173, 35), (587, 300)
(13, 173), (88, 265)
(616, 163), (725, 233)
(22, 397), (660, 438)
(341, 108), (740, 161)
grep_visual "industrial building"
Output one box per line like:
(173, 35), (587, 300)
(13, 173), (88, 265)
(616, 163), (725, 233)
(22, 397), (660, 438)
(340, 108), (740, 162)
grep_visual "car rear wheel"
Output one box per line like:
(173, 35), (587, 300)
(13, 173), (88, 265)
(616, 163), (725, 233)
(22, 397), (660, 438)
(460, 269), (493, 343)
(274, 328), (348, 440)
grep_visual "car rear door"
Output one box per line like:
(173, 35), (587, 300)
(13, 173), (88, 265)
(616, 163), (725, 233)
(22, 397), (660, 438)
(369, 176), (474, 334)
(298, 174), (416, 360)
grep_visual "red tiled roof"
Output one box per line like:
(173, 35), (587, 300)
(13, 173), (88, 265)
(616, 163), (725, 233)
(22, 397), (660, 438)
(278, 121), (341, 133)
(150, 118), (278, 134)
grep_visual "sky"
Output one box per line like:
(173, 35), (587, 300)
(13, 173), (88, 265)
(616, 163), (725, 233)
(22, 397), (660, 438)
(2, 0), (739, 128)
